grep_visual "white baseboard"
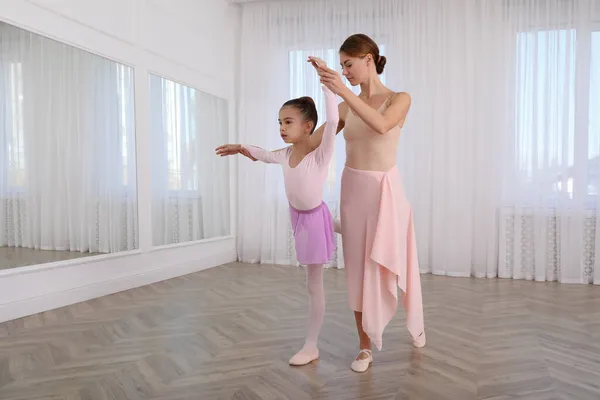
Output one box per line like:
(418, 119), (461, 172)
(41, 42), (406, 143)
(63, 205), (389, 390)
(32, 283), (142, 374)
(0, 238), (236, 323)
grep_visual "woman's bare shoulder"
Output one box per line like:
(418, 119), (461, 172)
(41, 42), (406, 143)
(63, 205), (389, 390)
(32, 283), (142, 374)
(390, 91), (411, 103)
(339, 101), (350, 122)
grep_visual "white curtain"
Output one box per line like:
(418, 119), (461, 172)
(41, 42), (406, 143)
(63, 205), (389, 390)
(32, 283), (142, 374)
(149, 75), (230, 246)
(0, 22), (137, 253)
(237, 0), (600, 284)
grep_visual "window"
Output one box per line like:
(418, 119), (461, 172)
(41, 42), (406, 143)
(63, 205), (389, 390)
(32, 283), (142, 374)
(162, 79), (199, 192)
(514, 28), (599, 204)
(2, 62), (133, 192)
(116, 64), (134, 187)
(588, 31), (600, 196)
(289, 46), (387, 97)
(6, 62), (25, 189)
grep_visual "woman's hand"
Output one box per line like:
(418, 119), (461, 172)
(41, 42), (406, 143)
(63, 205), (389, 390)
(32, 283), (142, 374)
(215, 144), (241, 156)
(320, 69), (347, 95)
(320, 70), (347, 96)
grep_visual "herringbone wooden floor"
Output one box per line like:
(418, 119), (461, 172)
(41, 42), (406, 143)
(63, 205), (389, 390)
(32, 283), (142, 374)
(1, 263), (599, 400)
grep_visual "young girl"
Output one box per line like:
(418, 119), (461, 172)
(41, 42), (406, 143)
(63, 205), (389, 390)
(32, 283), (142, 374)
(215, 84), (339, 366)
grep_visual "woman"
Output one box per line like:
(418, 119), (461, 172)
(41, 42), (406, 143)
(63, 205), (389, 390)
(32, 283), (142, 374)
(307, 33), (425, 373)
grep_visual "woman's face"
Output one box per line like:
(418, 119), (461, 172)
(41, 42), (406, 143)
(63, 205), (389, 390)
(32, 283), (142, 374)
(339, 52), (372, 86)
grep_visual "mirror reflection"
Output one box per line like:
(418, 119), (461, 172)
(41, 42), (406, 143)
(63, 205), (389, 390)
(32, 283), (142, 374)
(149, 74), (230, 246)
(0, 22), (138, 270)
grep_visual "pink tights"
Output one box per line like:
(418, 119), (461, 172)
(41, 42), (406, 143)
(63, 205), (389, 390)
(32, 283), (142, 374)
(289, 264), (325, 365)
(300, 218), (339, 348)
(304, 264), (325, 350)
(289, 219), (340, 365)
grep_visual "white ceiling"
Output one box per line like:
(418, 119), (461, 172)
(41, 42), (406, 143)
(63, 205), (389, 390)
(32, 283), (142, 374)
(225, 0), (354, 4)
(225, 0), (271, 3)
(225, 0), (300, 3)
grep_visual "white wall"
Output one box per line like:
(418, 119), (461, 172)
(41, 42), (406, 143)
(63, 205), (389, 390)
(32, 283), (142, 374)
(0, 0), (240, 322)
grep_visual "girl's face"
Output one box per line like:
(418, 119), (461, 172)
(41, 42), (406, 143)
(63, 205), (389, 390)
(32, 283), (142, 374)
(340, 51), (373, 86)
(278, 106), (313, 144)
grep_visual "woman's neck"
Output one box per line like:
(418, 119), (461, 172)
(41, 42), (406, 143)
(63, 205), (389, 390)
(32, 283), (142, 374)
(359, 74), (387, 98)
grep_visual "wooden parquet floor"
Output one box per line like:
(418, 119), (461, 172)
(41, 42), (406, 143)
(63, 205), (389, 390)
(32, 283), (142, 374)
(1, 263), (599, 400)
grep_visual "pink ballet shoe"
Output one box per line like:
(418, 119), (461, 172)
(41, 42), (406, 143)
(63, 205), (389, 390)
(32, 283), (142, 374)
(289, 348), (319, 366)
(412, 332), (426, 348)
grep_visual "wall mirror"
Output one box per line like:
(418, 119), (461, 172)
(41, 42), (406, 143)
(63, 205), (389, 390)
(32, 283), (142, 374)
(148, 74), (230, 246)
(0, 21), (138, 270)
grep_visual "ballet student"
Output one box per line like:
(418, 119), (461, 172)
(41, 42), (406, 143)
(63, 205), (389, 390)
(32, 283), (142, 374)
(216, 81), (339, 366)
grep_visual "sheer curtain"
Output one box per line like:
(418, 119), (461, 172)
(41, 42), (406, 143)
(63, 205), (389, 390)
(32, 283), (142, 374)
(0, 22), (137, 253)
(149, 75), (230, 246)
(237, 0), (600, 284)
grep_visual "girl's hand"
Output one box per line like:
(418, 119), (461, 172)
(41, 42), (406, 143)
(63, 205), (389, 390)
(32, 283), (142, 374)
(307, 56), (327, 70)
(215, 144), (258, 161)
(215, 144), (241, 156)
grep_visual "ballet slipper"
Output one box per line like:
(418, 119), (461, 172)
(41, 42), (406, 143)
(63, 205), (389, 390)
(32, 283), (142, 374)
(289, 347), (319, 366)
(412, 332), (426, 348)
(350, 349), (372, 373)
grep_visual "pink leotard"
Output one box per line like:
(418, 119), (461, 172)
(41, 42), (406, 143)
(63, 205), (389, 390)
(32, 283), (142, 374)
(243, 86), (339, 211)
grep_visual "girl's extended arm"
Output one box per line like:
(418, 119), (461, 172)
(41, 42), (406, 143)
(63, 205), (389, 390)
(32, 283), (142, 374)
(241, 145), (288, 164)
(314, 86), (339, 164)
(215, 144), (287, 163)
(307, 102), (347, 152)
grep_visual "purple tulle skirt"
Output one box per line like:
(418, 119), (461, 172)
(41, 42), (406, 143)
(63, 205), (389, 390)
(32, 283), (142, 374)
(289, 201), (336, 265)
